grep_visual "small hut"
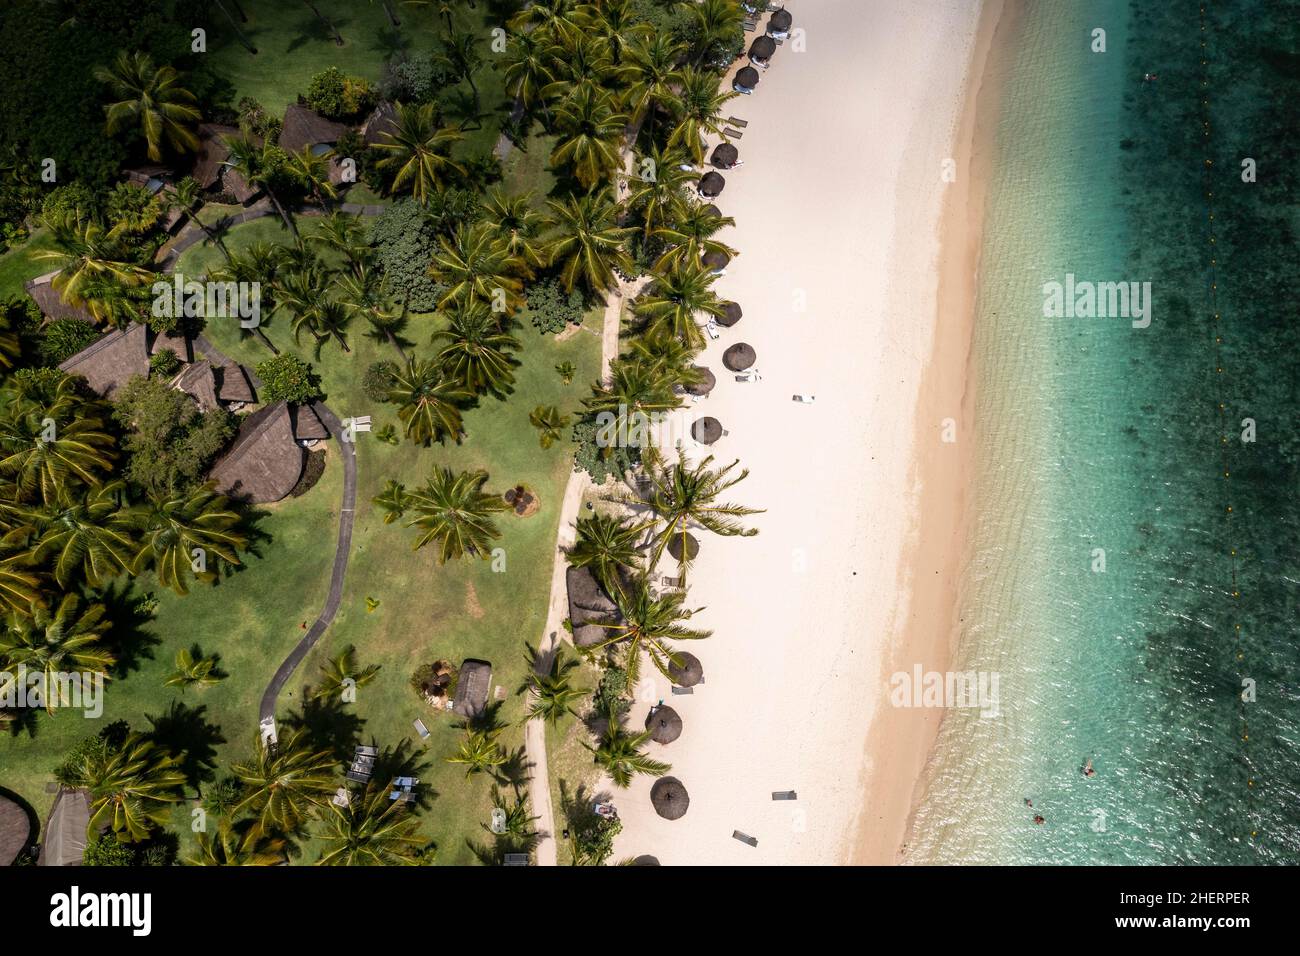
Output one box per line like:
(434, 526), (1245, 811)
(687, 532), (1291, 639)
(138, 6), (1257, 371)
(566, 565), (621, 647)
(645, 705), (683, 744)
(0, 792), (31, 866)
(290, 403), (330, 444)
(717, 301), (743, 327)
(24, 272), (95, 325)
(173, 360), (221, 412)
(691, 417), (723, 445)
(734, 66), (761, 93)
(724, 342), (757, 371)
(452, 659), (492, 718)
(58, 323), (151, 398)
(216, 362), (256, 405)
(150, 327), (194, 363)
(668, 651), (704, 688)
(698, 171), (726, 198)
(36, 788), (91, 867)
(667, 531), (700, 563)
(192, 124), (260, 203)
(279, 104), (350, 154)
(749, 34), (777, 66)
(362, 101), (400, 146)
(208, 401), (305, 503)
(685, 366), (716, 397)
(711, 142), (739, 170)
(767, 8), (793, 38)
(651, 777), (690, 820)
(702, 249), (731, 272)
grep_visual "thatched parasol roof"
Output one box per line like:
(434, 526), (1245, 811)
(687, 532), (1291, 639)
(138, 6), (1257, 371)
(749, 35), (777, 62)
(651, 777), (690, 820)
(711, 142), (739, 169)
(452, 659), (492, 718)
(691, 416), (723, 445)
(735, 66), (761, 90)
(645, 705), (683, 744)
(0, 792), (31, 866)
(685, 365), (716, 396)
(566, 565), (621, 647)
(173, 359), (221, 412)
(702, 249), (731, 271)
(667, 531), (700, 562)
(280, 104), (350, 153)
(718, 301), (742, 327)
(209, 401), (305, 503)
(25, 272), (94, 324)
(667, 651), (704, 687)
(58, 322), (150, 398)
(698, 171), (726, 198)
(723, 342), (757, 371)
(768, 9), (793, 33)
(290, 402), (329, 441)
(37, 788), (90, 866)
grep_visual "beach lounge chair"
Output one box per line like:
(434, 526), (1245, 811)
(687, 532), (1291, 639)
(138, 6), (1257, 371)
(724, 127), (744, 139)
(744, 19), (757, 32)
(732, 830), (759, 847)
(705, 320), (720, 340)
(772, 791), (798, 801)
(503, 853), (530, 866)
(413, 718), (429, 739)
(792, 394), (816, 404)
(735, 369), (762, 382)
(728, 117), (749, 128)
(671, 686), (694, 696)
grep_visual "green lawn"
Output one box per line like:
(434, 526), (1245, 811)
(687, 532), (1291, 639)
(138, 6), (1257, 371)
(0, 227), (59, 300)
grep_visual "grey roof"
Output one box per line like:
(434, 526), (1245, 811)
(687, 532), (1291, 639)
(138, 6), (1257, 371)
(150, 327), (194, 362)
(173, 360), (221, 412)
(209, 401), (304, 503)
(0, 793), (31, 866)
(280, 104), (350, 153)
(566, 565), (621, 648)
(58, 322), (150, 398)
(24, 272), (95, 324)
(362, 101), (399, 146)
(290, 403), (329, 440)
(216, 362), (256, 403)
(452, 659), (492, 718)
(37, 789), (90, 867)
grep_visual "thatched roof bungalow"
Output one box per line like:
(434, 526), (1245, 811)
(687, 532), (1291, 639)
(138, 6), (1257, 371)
(280, 104), (350, 154)
(0, 792), (31, 866)
(566, 565), (621, 648)
(290, 403), (329, 442)
(362, 101), (399, 146)
(209, 401), (305, 503)
(216, 362), (256, 404)
(24, 272), (94, 325)
(452, 659), (492, 718)
(193, 124), (260, 203)
(36, 788), (90, 866)
(58, 323), (150, 398)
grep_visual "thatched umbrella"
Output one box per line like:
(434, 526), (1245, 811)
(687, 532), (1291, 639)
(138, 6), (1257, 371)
(711, 142), (739, 169)
(685, 365), (716, 396)
(691, 416), (723, 445)
(749, 35), (777, 63)
(667, 531), (700, 562)
(718, 301), (743, 327)
(651, 777), (690, 820)
(702, 249), (730, 271)
(734, 66), (761, 90)
(768, 9), (793, 34)
(668, 651), (704, 687)
(724, 342), (757, 371)
(633, 854), (661, 866)
(645, 705), (683, 744)
(698, 171), (725, 197)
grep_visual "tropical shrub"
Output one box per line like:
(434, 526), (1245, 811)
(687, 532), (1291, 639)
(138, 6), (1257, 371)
(305, 67), (375, 121)
(255, 354), (323, 404)
(39, 318), (100, 365)
(526, 277), (586, 334)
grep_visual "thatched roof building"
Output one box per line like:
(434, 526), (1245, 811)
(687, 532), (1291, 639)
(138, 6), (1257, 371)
(290, 403), (329, 441)
(685, 365), (716, 397)
(173, 360), (221, 412)
(36, 788), (90, 866)
(749, 35), (777, 64)
(362, 101), (400, 146)
(767, 8), (793, 36)
(566, 565), (621, 648)
(24, 272), (94, 324)
(216, 362), (256, 404)
(645, 705), (682, 744)
(651, 777), (690, 820)
(0, 792), (31, 866)
(711, 142), (739, 169)
(209, 401), (305, 503)
(150, 327), (194, 363)
(702, 249), (731, 271)
(452, 659), (492, 718)
(667, 651), (704, 688)
(691, 417), (723, 445)
(193, 124), (260, 203)
(280, 104), (350, 154)
(58, 323), (150, 398)
(723, 342), (757, 371)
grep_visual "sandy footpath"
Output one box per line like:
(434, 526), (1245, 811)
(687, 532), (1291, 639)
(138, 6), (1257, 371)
(609, 0), (994, 865)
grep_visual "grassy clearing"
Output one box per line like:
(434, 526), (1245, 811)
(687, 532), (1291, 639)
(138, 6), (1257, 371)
(0, 228), (60, 300)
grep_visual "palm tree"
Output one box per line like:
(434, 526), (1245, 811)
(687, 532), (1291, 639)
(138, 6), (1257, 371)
(386, 357), (471, 445)
(17, 484), (138, 589)
(623, 34), (686, 137)
(310, 645), (381, 702)
(519, 647), (585, 727)
(187, 818), (287, 865)
(625, 324), (703, 391)
(545, 192), (634, 296)
(0, 555), (40, 618)
(632, 259), (727, 349)
(429, 222), (525, 310)
(509, 0), (581, 43)
(580, 0), (651, 65)
(34, 217), (153, 315)
(669, 66), (738, 163)
(297, 300), (355, 356)
(163, 645), (224, 689)
(550, 85), (629, 190)
(0, 596), (114, 712)
(627, 450), (763, 572)
(285, 145), (339, 208)
(372, 479), (410, 524)
(433, 300), (521, 397)
(59, 732), (187, 843)
(210, 242), (285, 352)
(439, 30), (486, 123)
(167, 176), (230, 260)
(481, 189), (549, 274)
(0, 304), (20, 371)
(653, 200), (737, 270)
(232, 729), (338, 835)
(500, 31), (556, 115)
(585, 708), (670, 787)
(625, 144), (697, 240)
(316, 782), (425, 865)
(0, 383), (117, 503)
(567, 511), (646, 593)
(404, 467), (508, 562)
(310, 211), (369, 275)
(528, 404), (569, 449)
(582, 353), (680, 423)
(689, 0), (745, 67)
(373, 102), (465, 204)
(446, 727), (508, 778)
(95, 51), (202, 161)
(223, 134), (299, 236)
(131, 484), (246, 594)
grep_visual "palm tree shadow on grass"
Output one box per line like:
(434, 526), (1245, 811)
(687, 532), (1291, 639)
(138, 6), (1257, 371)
(371, 25), (409, 58)
(218, 506), (276, 581)
(146, 699), (226, 792)
(286, 14), (353, 55)
(94, 579), (162, 676)
(281, 695), (365, 763)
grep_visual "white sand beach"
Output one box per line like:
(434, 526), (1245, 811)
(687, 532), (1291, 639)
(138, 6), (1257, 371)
(609, 0), (999, 865)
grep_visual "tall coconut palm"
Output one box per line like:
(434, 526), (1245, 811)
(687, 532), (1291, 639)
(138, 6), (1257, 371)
(625, 144), (697, 239)
(500, 31), (557, 114)
(429, 222), (525, 310)
(669, 66), (738, 163)
(632, 259), (727, 349)
(519, 647), (585, 727)
(581, 354), (680, 432)
(167, 176), (231, 261)
(439, 30), (486, 123)
(131, 484), (246, 595)
(0, 596), (114, 713)
(232, 729), (338, 836)
(59, 732), (187, 843)
(567, 511), (647, 594)
(309, 211), (369, 275)
(404, 467), (508, 562)
(689, 0), (745, 67)
(373, 102), (465, 204)
(653, 200), (737, 270)
(0, 555), (40, 618)
(187, 818), (287, 866)
(295, 300), (355, 356)
(210, 241), (285, 352)
(549, 85), (629, 190)
(480, 189), (549, 274)
(594, 577), (710, 683)
(285, 145), (339, 208)
(316, 782), (425, 865)
(446, 727), (508, 778)
(624, 324), (703, 390)
(432, 300), (521, 397)
(510, 0), (581, 43)
(540, 33), (618, 104)
(386, 357), (471, 445)
(310, 644), (381, 702)
(95, 51), (202, 161)
(580, 0), (651, 65)
(585, 708), (670, 787)
(0, 305), (20, 372)
(627, 450), (763, 572)
(545, 192), (634, 296)
(372, 478), (410, 524)
(34, 217), (153, 314)
(163, 645), (224, 690)
(18, 484), (138, 588)
(528, 404), (569, 449)
(72, 277), (152, 330)
(0, 385), (117, 503)
(623, 34), (686, 137)
(223, 134), (299, 236)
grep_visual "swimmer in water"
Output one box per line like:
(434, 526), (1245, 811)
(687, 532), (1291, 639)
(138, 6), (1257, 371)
(1083, 759), (1095, 778)
(1033, 815), (1046, 825)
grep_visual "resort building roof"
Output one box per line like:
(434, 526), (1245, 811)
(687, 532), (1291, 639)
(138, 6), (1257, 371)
(209, 400), (304, 503)
(452, 659), (493, 718)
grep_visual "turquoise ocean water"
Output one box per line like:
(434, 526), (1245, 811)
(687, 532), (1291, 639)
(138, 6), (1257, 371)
(906, 0), (1299, 864)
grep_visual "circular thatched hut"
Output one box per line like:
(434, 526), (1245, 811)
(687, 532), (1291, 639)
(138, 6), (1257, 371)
(685, 365), (716, 396)
(749, 35), (777, 65)
(734, 66), (761, 91)
(651, 777), (690, 820)
(724, 342), (757, 371)
(717, 301), (743, 327)
(645, 705), (683, 744)
(711, 142), (739, 169)
(667, 531), (700, 562)
(691, 417), (723, 445)
(698, 171), (726, 198)
(668, 651), (704, 688)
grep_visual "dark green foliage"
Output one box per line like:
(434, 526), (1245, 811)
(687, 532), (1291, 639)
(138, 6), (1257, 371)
(304, 67), (376, 121)
(39, 319), (101, 366)
(571, 417), (639, 485)
(254, 354), (323, 404)
(363, 360), (400, 401)
(112, 376), (235, 495)
(525, 277), (586, 334)
(41, 183), (102, 223)
(368, 200), (446, 313)
(149, 348), (181, 377)
(83, 836), (135, 866)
